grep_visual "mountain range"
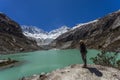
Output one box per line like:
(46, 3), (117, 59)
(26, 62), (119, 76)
(50, 10), (120, 52)
(21, 25), (70, 46)
(21, 20), (100, 47)
(0, 10), (120, 53)
(0, 13), (38, 54)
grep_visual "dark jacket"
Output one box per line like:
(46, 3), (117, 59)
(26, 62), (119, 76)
(80, 43), (87, 53)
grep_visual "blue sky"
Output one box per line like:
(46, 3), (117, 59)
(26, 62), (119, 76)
(0, 0), (120, 31)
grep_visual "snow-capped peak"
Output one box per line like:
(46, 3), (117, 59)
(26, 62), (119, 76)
(21, 25), (47, 34)
(49, 26), (69, 34)
(48, 26), (70, 39)
(72, 19), (98, 30)
(21, 25), (70, 45)
(22, 25), (70, 39)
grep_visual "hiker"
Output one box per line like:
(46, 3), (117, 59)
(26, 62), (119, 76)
(79, 40), (87, 68)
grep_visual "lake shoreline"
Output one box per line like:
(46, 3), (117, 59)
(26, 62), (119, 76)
(0, 59), (20, 70)
(21, 64), (120, 80)
(0, 49), (119, 80)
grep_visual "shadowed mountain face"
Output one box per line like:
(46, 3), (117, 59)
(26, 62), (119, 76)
(0, 13), (38, 54)
(51, 10), (120, 52)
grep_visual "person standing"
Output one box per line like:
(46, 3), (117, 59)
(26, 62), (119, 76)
(79, 40), (87, 68)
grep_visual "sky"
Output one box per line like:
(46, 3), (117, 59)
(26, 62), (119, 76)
(0, 0), (120, 31)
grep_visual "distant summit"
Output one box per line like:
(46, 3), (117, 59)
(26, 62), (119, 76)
(21, 25), (70, 46)
(21, 25), (47, 34)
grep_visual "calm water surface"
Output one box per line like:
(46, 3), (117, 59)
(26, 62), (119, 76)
(0, 49), (118, 80)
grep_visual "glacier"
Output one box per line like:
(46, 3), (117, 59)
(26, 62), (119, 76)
(21, 25), (70, 46)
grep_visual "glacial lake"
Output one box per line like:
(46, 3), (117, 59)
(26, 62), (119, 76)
(0, 49), (119, 80)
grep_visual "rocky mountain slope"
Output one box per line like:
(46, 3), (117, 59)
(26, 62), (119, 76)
(0, 13), (38, 54)
(21, 64), (120, 80)
(21, 25), (70, 46)
(50, 10), (120, 52)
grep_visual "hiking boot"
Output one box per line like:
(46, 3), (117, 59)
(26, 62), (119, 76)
(82, 64), (87, 68)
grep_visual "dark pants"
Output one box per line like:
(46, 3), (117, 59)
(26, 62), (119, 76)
(81, 52), (87, 66)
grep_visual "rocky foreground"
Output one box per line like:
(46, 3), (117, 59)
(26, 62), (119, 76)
(21, 64), (120, 80)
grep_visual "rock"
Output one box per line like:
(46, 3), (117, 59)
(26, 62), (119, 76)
(50, 10), (120, 52)
(44, 64), (120, 80)
(21, 64), (120, 80)
(39, 74), (47, 80)
(0, 59), (19, 70)
(20, 48), (24, 52)
(0, 13), (39, 54)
